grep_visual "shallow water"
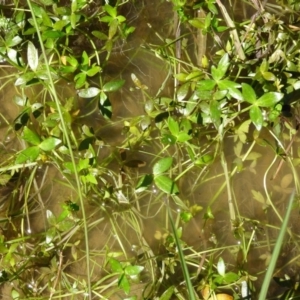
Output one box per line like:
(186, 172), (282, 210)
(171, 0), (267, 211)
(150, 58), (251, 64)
(1, 1), (300, 299)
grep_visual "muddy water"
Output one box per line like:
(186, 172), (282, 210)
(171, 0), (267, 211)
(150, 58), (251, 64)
(1, 1), (300, 299)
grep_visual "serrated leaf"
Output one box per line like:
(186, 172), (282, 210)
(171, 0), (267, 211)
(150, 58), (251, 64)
(153, 157), (173, 175)
(39, 137), (61, 151)
(78, 87), (100, 98)
(250, 105), (263, 131)
(27, 41), (38, 71)
(154, 175), (179, 194)
(103, 79), (125, 92)
(256, 92), (283, 107)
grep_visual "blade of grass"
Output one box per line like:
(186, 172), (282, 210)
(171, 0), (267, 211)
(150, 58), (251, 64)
(259, 190), (295, 300)
(165, 198), (197, 300)
(26, 1), (92, 299)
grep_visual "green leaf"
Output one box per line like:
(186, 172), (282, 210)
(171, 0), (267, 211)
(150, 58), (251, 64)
(177, 83), (189, 101)
(78, 87), (100, 98)
(153, 157), (173, 175)
(46, 227), (56, 244)
(135, 174), (153, 193)
(217, 257), (226, 276)
(177, 132), (192, 143)
(15, 146), (40, 164)
(262, 71), (276, 81)
(215, 53), (230, 80)
(250, 105), (263, 131)
(223, 272), (240, 283)
(22, 127), (41, 145)
(119, 273), (130, 295)
(154, 175), (179, 194)
(109, 258), (123, 273)
(196, 79), (216, 91)
(27, 41), (38, 71)
(86, 65), (101, 77)
(104, 4), (117, 18)
(46, 209), (56, 226)
(242, 83), (256, 104)
(103, 79), (125, 92)
(256, 92), (283, 107)
(210, 100), (221, 127)
(39, 137), (61, 151)
(124, 265), (144, 276)
(168, 117), (179, 136)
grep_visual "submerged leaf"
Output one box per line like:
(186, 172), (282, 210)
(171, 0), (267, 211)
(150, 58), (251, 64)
(153, 157), (173, 175)
(27, 41), (38, 71)
(154, 175), (179, 194)
(78, 87), (100, 98)
(103, 79), (125, 92)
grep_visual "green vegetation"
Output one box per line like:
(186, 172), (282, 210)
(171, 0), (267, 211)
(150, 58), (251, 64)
(0, 0), (300, 299)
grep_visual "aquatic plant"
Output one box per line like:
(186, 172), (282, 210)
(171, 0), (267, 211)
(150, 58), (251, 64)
(0, 0), (300, 299)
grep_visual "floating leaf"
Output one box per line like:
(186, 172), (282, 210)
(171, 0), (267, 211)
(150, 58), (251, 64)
(78, 87), (100, 98)
(103, 79), (125, 92)
(154, 175), (179, 194)
(27, 41), (38, 71)
(153, 157), (173, 175)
